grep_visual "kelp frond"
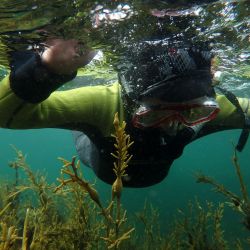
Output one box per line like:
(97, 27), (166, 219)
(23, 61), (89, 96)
(54, 112), (134, 249)
(111, 112), (133, 179)
(173, 200), (228, 250)
(232, 149), (248, 202)
(0, 223), (21, 250)
(196, 174), (242, 209)
(1, 145), (250, 249)
(108, 112), (134, 249)
(54, 156), (108, 220)
(9, 145), (51, 211)
(111, 112), (133, 202)
(197, 147), (250, 230)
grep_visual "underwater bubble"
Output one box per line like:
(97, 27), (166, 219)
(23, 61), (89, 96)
(0, 0), (249, 93)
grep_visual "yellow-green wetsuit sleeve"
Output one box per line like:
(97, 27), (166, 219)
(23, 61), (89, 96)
(0, 75), (124, 137)
(1, 73), (249, 135)
(206, 94), (249, 131)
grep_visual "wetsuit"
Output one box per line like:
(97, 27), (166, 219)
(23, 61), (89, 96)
(0, 52), (249, 187)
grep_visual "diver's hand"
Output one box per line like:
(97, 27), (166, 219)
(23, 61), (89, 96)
(41, 39), (96, 75)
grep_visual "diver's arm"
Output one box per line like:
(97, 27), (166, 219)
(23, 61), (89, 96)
(0, 75), (121, 136)
(0, 39), (121, 135)
(0, 39), (121, 133)
(198, 94), (249, 136)
(9, 39), (96, 103)
(41, 39), (96, 75)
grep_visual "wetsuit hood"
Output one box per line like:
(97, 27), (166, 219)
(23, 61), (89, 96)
(118, 41), (215, 104)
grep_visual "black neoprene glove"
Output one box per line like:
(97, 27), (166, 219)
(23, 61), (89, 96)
(9, 51), (77, 103)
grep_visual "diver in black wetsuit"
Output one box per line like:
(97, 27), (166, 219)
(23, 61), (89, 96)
(1, 39), (249, 188)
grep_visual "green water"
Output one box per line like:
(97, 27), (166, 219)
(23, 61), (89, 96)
(0, 127), (249, 241)
(0, 0), (250, 248)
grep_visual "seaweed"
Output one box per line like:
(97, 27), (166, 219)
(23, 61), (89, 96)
(0, 114), (249, 249)
(54, 112), (134, 249)
(0, 223), (20, 250)
(134, 201), (164, 250)
(133, 199), (229, 250)
(197, 148), (250, 232)
(171, 200), (227, 250)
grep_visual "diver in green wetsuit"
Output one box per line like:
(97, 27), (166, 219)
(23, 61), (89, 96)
(0, 39), (249, 187)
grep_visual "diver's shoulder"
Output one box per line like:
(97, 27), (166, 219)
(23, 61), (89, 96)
(90, 81), (120, 91)
(0, 73), (10, 86)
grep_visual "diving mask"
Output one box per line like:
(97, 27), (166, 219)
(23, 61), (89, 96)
(132, 96), (220, 129)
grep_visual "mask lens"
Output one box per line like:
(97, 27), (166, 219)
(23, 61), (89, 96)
(134, 108), (175, 128)
(132, 97), (220, 128)
(180, 105), (218, 125)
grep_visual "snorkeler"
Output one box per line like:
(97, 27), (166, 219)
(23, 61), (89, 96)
(0, 39), (249, 187)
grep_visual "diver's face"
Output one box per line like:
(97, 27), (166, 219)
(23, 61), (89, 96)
(158, 119), (186, 136)
(136, 98), (187, 135)
(132, 96), (220, 134)
(132, 101), (189, 134)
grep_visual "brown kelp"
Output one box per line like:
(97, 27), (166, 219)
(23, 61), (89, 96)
(1, 114), (250, 249)
(197, 148), (250, 232)
(54, 112), (134, 249)
(134, 200), (229, 250)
